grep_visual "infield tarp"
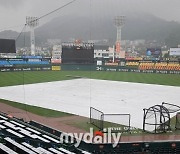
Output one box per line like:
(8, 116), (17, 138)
(0, 79), (179, 130)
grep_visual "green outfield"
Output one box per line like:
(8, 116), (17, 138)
(0, 70), (180, 87)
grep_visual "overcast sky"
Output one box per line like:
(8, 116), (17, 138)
(0, 0), (180, 32)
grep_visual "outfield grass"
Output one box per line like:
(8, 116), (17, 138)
(0, 99), (72, 117)
(0, 71), (179, 87)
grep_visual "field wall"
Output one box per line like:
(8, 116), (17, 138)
(0, 64), (180, 74)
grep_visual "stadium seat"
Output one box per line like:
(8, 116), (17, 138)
(4, 137), (36, 154)
(0, 143), (18, 154)
(139, 62), (154, 70)
(0, 60), (10, 66)
(126, 62), (139, 67)
(8, 61), (27, 65)
(138, 62), (180, 71)
(1, 112), (180, 154)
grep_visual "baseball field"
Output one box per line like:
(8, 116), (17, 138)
(0, 71), (179, 134)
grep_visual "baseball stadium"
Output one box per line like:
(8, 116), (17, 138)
(0, 43), (180, 153)
(0, 1), (180, 154)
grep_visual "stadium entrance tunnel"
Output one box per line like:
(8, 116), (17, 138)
(143, 102), (180, 133)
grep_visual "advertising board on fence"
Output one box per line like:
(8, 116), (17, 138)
(52, 66), (61, 71)
(0, 67), (51, 72)
(96, 66), (180, 74)
(0, 65), (179, 74)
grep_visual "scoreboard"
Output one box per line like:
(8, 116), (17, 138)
(0, 39), (16, 53)
(146, 48), (161, 57)
(62, 42), (94, 64)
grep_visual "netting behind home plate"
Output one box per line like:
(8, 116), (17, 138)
(90, 107), (104, 130)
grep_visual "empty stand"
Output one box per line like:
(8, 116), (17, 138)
(0, 143), (18, 154)
(9, 61), (27, 65)
(0, 60), (11, 66)
(139, 62), (154, 70)
(0, 59), (50, 66)
(1, 112), (180, 154)
(126, 62), (139, 67)
(139, 62), (180, 71)
(4, 137), (36, 154)
(49, 148), (64, 154)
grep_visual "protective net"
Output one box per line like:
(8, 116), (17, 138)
(162, 102), (180, 113)
(90, 107), (104, 130)
(103, 114), (130, 133)
(175, 112), (180, 130)
(143, 105), (171, 133)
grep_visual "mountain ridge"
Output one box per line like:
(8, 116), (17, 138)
(0, 13), (180, 47)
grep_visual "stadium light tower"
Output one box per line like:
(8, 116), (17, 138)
(114, 16), (125, 53)
(26, 16), (39, 56)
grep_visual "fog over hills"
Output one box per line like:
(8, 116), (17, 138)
(36, 12), (180, 42)
(0, 13), (180, 47)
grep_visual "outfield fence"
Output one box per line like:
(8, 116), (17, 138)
(1, 64), (180, 74)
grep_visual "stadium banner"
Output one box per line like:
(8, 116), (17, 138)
(60, 64), (180, 74)
(0, 68), (12, 72)
(61, 64), (94, 71)
(170, 48), (180, 56)
(0, 64), (179, 74)
(41, 67), (51, 71)
(51, 59), (61, 64)
(95, 66), (180, 74)
(22, 56), (43, 59)
(22, 68), (32, 71)
(13, 68), (23, 71)
(31, 67), (41, 71)
(0, 66), (52, 72)
(105, 63), (119, 66)
(52, 66), (61, 71)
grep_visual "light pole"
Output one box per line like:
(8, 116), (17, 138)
(114, 16), (125, 53)
(26, 17), (39, 56)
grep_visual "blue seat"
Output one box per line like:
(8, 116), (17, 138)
(0, 60), (10, 66)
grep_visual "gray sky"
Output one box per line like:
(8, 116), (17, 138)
(0, 0), (180, 32)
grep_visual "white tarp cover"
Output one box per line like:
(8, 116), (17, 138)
(0, 79), (179, 130)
